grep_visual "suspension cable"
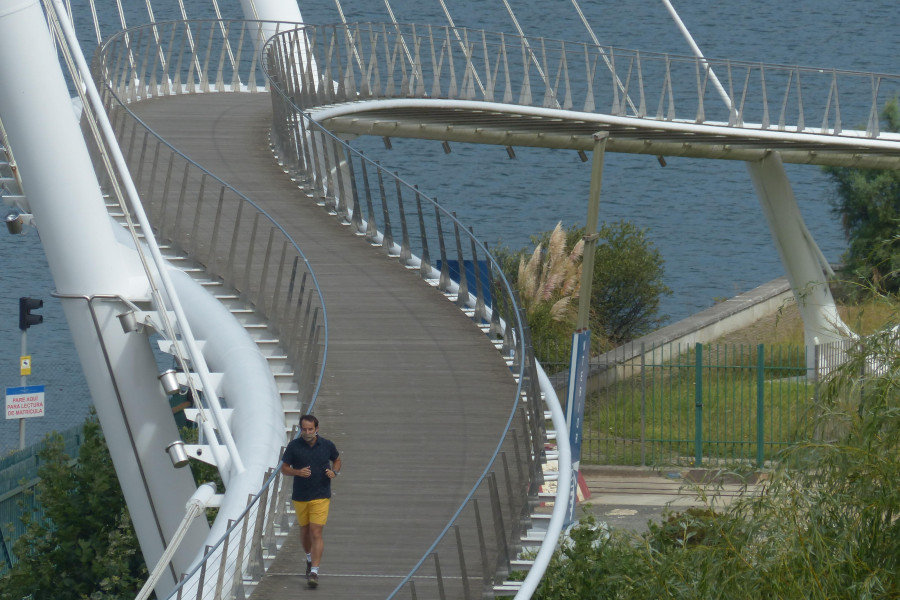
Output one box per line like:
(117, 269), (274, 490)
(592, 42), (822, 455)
(436, 0), (485, 96)
(333, 0), (365, 73)
(569, 0), (639, 115)
(498, 0), (557, 107)
(87, 0), (101, 44)
(660, 0), (732, 112)
(382, 0), (414, 66)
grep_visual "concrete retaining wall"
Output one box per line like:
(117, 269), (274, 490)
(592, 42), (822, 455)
(549, 277), (794, 394)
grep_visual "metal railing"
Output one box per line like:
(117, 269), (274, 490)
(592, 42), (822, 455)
(0, 424), (84, 576)
(263, 27), (549, 600)
(93, 20), (327, 407)
(94, 19), (552, 599)
(93, 19), (328, 600)
(538, 340), (864, 468)
(273, 22), (900, 140)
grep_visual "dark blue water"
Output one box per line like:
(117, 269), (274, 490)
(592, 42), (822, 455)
(2, 0), (896, 452)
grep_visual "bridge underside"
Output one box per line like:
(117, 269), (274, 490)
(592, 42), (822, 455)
(312, 102), (900, 169)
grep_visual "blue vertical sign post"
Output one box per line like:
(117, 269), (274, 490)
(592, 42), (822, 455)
(563, 132), (608, 525)
(564, 329), (591, 524)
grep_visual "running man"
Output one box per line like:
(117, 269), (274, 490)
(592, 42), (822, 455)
(280, 414), (342, 588)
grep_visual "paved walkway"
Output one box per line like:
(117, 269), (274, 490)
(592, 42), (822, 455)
(578, 466), (764, 533)
(125, 92), (521, 599)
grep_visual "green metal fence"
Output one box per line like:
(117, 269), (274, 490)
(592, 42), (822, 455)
(0, 424), (84, 576)
(542, 342), (815, 467)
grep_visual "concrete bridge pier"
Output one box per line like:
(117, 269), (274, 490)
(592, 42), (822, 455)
(747, 151), (851, 368)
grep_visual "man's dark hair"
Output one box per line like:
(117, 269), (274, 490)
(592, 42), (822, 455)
(300, 414), (319, 428)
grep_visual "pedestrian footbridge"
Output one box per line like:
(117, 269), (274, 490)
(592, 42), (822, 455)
(4, 4), (900, 600)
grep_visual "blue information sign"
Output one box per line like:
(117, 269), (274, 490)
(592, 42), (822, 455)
(5, 385), (46, 419)
(564, 330), (591, 524)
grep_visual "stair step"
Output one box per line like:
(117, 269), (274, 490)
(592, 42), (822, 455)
(493, 581), (523, 595)
(509, 559), (534, 572)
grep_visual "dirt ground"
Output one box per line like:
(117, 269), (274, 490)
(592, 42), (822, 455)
(713, 299), (806, 346)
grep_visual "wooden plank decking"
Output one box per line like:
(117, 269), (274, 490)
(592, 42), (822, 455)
(126, 92), (521, 599)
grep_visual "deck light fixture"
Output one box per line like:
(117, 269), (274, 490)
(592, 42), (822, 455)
(5, 212), (22, 234)
(117, 310), (141, 333)
(165, 440), (189, 468)
(158, 369), (181, 396)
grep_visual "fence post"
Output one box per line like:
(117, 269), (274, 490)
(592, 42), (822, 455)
(640, 342), (646, 466)
(756, 344), (765, 468)
(694, 343), (703, 466)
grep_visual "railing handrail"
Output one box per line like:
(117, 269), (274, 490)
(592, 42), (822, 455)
(93, 20), (328, 600)
(271, 21), (900, 145)
(263, 23), (556, 598)
(94, 29), (329, 414)
(94, 17), (565, 599)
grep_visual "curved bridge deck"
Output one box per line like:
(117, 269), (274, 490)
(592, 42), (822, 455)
(127, 92), (520, 598)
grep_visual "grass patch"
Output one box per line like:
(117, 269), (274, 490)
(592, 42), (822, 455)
(579, 292), (900, 467)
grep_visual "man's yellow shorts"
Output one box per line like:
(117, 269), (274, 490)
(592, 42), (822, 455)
(293, 498), (331, 526)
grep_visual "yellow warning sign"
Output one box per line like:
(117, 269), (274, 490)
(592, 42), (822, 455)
(20, 356), (31, 376)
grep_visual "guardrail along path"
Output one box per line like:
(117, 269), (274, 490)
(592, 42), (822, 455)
(125, 92), (520, 599)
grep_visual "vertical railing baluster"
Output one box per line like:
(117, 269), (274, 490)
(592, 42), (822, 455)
(207, 187), (225, 272)
(134, 130), (150, 189)
(394, 174), (412, 266)
(144, 141), (162, 219)
(415, 188), (432, 279)
(226, 201), (245, 287)
(173, 162), (190, 244)
(452, 215), (468, 309)
(258, 228), (276, 313)
(488, 472), (510, 577)
(473, 498), (491, 592)
(214, 522), (232, 600)
(433, 553), (447, 600)
(468, 228), (485, 321)
(359, 157), (379, 242)
(454, 525), (472, 600)
(271, 242), (289, 322)
(157, 152), (175, 239)
(376, 166), (396, 255)
(190, 173), (206, 254)
(243, 212), (261, 296)
(196, 545), (211, 600)
(434, 206), (451, 292)
(344, 154), (365, 233)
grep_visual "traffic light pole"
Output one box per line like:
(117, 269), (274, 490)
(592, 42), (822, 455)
(19, 330), (27, 450)
(17, 297), (42, 450)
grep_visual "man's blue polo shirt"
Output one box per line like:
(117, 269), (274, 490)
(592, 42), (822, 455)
(281, 435), (340, 501)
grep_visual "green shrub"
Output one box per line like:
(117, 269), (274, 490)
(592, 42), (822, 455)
(534, 324), (900, 599)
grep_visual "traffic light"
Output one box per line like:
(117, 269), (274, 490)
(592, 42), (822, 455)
(19, 297), (43, 331)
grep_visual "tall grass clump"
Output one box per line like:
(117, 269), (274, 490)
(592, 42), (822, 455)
(535, 325), (900, 599)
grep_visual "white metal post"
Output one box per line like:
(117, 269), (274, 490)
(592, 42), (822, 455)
(0, 2), (209, 595)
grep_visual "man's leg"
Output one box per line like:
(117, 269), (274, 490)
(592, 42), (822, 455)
(300, 524), (313, 555)
(294, 501), (313, 578)
(306, 499), (330, 588)
(308, 522), (325, 566)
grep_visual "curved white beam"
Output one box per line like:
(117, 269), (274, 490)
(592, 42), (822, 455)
(309, 98), (900, 158)
(165, 269), (285, 557)
(513, 364), (571, 599)
(0, 4), (209, 596)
